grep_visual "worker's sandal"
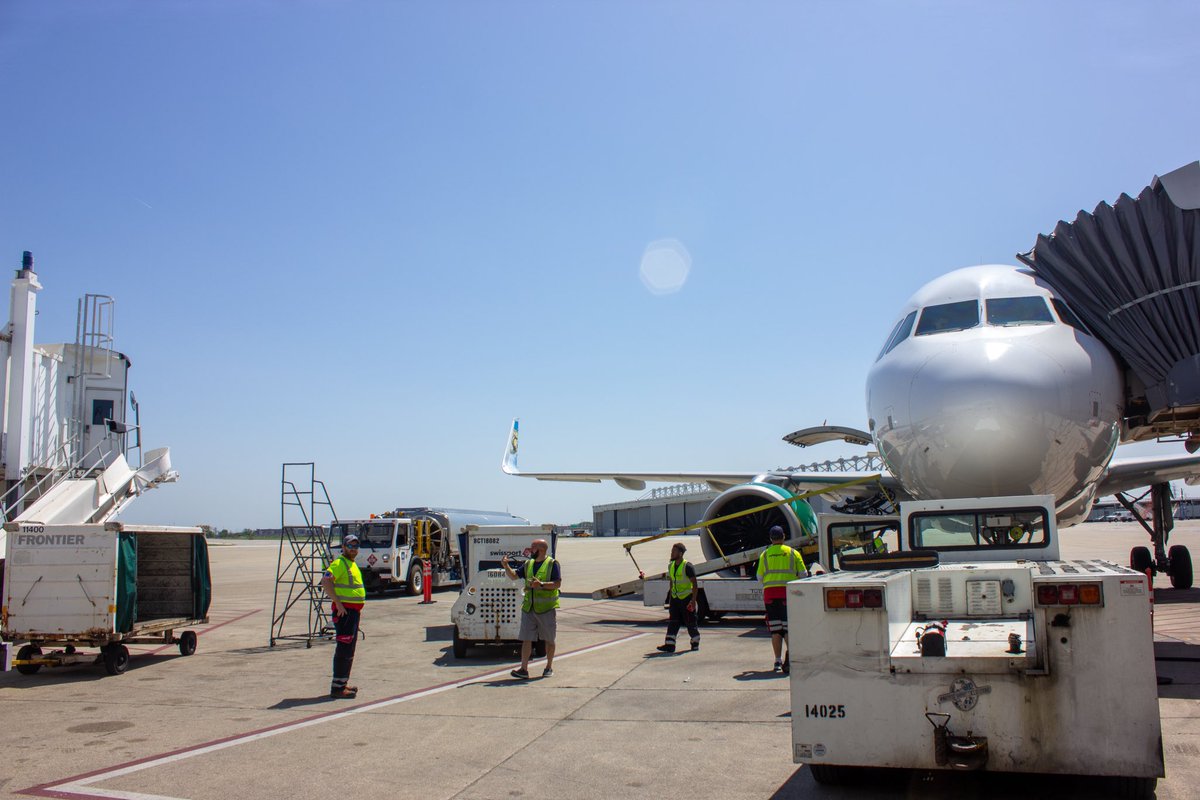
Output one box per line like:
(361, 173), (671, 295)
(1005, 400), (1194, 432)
(510, 668), (530, 680)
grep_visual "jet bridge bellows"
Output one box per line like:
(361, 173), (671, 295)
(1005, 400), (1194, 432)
(1018, 161), (1200, 441)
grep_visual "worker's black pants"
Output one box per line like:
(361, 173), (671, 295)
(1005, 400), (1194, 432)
(665, 597), (699, 647)
(331, 606), (360, 690)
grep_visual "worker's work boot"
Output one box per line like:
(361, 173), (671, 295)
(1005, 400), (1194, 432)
(690, 641), (700, 652)
(773, 660), (783, 673)
(510, 668), (530, 680)
(656, 644), (676, 653)
(330, 686), (358, 699)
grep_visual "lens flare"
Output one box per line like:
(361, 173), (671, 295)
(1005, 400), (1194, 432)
(639, 238), (691, 295)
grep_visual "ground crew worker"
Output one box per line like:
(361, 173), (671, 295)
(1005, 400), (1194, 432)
(502, 538), (561, 680)
(757, 525), (807, 673)
(657, 541), (700, 653)
(321, 533), (366, 698)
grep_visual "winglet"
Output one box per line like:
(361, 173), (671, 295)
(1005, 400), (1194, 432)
(502, 418), (521, 474)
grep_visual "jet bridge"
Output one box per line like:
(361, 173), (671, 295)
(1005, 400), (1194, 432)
(1019, 161), (1200, 446)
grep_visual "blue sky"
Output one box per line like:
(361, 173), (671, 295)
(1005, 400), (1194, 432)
(1, 1), (1197, 528)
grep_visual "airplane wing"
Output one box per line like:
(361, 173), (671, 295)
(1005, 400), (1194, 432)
(501, 418), (903, 500)
(1097, 452), (1200, 497)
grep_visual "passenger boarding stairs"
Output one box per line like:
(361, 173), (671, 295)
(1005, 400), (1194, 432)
(5, 447), (178, 526)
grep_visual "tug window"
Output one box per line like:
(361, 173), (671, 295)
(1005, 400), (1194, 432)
(909, 507), (1049, 551)
(915, 300), (979, 336)
(986, 296), (1054, 326)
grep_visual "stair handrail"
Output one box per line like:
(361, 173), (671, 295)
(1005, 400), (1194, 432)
(1, 435), (121, 522)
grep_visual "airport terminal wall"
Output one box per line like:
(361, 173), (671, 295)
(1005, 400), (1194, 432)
(592, 484), (718, 536)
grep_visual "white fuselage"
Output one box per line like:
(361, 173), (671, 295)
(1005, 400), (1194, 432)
(866, 266), (1123, 525)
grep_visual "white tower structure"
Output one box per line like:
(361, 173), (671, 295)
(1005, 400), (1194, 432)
(4, 251), (42, 489)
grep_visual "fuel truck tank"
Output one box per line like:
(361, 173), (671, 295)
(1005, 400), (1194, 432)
(390, 507), (531, 562)
(699, 482), (818, 576)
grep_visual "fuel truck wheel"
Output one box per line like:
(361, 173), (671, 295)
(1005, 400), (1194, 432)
(406, 560), (424, 596)
(15, 644), (42, 675)
(1168, 545), (1193, 590)
(1130, 546), (1153, 576)
(103, 643), (130, 675)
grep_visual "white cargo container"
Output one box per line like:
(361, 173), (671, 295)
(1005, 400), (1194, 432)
(2, 521), (210, 675)
(789, 495), (1163, 797)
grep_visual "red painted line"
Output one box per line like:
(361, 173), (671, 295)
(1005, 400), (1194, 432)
(19, 629), (647, 799)
(142, 608), (261, 656)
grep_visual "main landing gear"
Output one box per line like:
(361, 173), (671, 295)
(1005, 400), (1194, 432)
(1123, 483), (1192, 590)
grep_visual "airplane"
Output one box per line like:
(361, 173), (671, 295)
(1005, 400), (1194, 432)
(502, 261), (1200, 588)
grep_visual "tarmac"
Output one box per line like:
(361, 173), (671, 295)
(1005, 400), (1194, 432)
(2, 521), (1199, 800)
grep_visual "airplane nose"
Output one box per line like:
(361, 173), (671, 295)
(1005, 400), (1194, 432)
(898, 339), (1085, 498)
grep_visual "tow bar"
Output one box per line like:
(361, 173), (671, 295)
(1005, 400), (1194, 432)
(926, 713), (988, 770)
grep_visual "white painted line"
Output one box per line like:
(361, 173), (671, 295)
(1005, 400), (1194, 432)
(32, 632), (649, 800)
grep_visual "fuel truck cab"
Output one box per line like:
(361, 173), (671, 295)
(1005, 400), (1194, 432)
(789, 495), (1163, 796)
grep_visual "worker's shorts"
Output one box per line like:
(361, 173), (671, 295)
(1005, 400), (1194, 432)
(765, 599), (788, 635)
(518, 609), (556, 642)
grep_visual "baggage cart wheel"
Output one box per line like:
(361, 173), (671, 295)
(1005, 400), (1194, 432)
(1130, 546), (1153, 576)
(533, 640), (547, 658)
(452, 626), (469, 659)
(178, 630), (198, 656)
(406, 560), (424, 596)
(696, 592), (711, 624)
(1168, 545), (1193, 590)
(103, 643), (130, 675)
(16, 644), (43, 676)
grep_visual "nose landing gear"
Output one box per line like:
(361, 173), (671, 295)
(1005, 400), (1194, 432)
(1123, 483), (1192, 590)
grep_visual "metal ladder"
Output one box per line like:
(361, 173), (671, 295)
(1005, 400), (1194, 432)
(269, 463), (338, 648)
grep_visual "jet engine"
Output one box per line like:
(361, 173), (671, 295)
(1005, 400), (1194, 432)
(699, 482), (817, 576)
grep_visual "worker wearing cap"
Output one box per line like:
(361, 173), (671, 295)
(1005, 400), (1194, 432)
(501, 538), (561, 679)
(757, 525), (808, 674)
(321, 533), (366, 698)
(657, 541), (700, 653)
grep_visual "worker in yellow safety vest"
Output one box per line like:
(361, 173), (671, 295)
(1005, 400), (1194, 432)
(656, 541), (700, 654)
(502, 538), (561, 680)
(321, 533), (366, 698)
(756, 525), (808, 674)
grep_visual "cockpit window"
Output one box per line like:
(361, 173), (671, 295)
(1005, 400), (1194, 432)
(876, 310), (918, 360)
(1051, 298), (1089, 333)
(915, 300), (979, 336)
(985, 296), (1054, 326)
